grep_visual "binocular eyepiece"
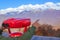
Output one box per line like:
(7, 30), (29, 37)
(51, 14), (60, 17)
(2, 23), (9, 28)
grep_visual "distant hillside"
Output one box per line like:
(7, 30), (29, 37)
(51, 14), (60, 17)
(0, 9), (60, 28)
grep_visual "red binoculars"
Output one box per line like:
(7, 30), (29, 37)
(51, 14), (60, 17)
(2, 18), (31, 37)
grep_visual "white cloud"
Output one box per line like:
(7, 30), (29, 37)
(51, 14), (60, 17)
(0, 8), (17, 14)
(0, 2), (60, 14)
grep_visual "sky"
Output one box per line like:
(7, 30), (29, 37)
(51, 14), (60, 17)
(0, 0), (60, 9)
(0, 0), (60, 29)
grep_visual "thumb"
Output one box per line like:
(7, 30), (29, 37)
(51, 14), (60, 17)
(34, 19), (40, 23)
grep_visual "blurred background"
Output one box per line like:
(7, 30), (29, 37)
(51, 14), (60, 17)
(0, 0), (60, 37)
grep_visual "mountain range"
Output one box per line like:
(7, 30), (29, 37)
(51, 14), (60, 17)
(0, 9), (60, 28)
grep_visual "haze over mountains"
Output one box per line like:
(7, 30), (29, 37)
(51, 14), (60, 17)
(0, 2), (60, 28)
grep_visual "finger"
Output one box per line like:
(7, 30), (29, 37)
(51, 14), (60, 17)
(33, 19), (40, 24)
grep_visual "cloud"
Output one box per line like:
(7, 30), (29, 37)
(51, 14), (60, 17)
(0, 2), (60, 14)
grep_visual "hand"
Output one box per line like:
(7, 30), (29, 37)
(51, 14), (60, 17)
(32, 19), (40, 29)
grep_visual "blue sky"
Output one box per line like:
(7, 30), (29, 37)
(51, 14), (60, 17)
(0, 0), (60, 28)
(0, 0), (60, 9)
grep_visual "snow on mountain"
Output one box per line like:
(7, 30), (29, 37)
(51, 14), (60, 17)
(0, 2), (60, 28)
